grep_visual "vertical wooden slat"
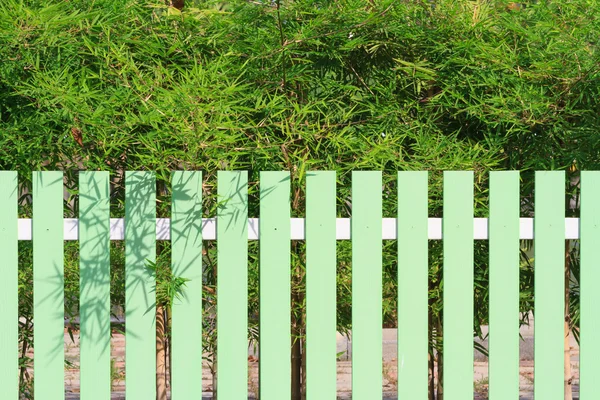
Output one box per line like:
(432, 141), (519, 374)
(79, 171), (111, 400)
(534, 171), (565, 400)
(580, 171), (600, 400)
(217, 171), (249, 399)
(397, 171), (428, 399)
(125, 172), (156, 400)
(0, 171), (18, 399)
(443, 171), (474, 400)
(306, 171), (337, 399)
(171, 171), (203, 399)
(534, 171), (564, 400)
(488, 171), (520, 400)
(33, 171), (65, 399)
(259, 171), (291, 400)
(351, 171), (382, 399)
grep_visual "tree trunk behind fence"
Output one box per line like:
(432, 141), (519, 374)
(436, 320), (444, 400)
(428, 279), (435, 400)
(302, 340), (307, 398)
(291, 330), (302, 399)
(428, 350), (435, 400)
(564, 242), (573, 400)
(290, 239), (304, 400)
(156, 305), (168, 400)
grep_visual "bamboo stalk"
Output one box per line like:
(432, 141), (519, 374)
(564, 241), (572, 400)
(156, 305), (167, 400)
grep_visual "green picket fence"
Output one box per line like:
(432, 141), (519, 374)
(0, 170), (598, 400)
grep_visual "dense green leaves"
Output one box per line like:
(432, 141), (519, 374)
(1, 0), (598, 396)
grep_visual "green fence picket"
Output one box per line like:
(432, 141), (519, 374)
(259, 171), (291, 400)
(0, 172), (18, 399)
(443, 171), (474, 400)
(171, 171), (203, 399)
(217, 171), (249, 399)
(79, 172), (111, 400)
(397, 171), (428, 399)
(125, 172), (156, 400)
(580, 171), (600, 400)
(534, 171), (565, 400)
(7, 169), (591, 399)
(351, 171), (382, 399)
(33, 171), (65, 399)
(306, 171), (337, 400)
(488, 171), (520, 400)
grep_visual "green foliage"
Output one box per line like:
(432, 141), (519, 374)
(2, 0), (599, 396)
(146, 247), (189, 309)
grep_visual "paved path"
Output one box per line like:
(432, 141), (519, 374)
(53, 325), (580, 399)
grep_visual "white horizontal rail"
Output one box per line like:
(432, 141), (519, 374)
(14, 218), (580, 240)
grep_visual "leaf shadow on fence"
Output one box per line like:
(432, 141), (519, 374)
(122, 171), (156, 347)
(30, 171), (65, 398)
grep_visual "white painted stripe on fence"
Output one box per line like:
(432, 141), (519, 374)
(15, 217), (580, 240)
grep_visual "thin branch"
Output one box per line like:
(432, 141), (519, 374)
(275, 0), (287, 92)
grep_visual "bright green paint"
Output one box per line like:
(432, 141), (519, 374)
(6, 169), (587, 398)
(580, 171), (600, 400)
(397, 171), (428, 400)
(171, 171), (203, 400)
(488, 171), (520, 400)
(0, 172), (18, 399)
(33, 171), (65, 399)
(443, 171), (474, 400)
(79, 172), (111, 400)
(217, 171), (248, 399)
(351, 171), (382, 400)
(534, 171), (565, 400)
(306, 171), (337, 400)
(259, 171), (291, 400)
(125, 172), (156, 400)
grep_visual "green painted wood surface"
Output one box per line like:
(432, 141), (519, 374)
(217, 171), (249, 399)
(580, 171), (600, 400)
(259, 171), (291, 400)
(0, 171), (18, 399)
(33, 171), (65, 399)
(351, 171), (383, 399)
(125, 172), (156, 400)
(442, 171), (474, 400)
(488, 171), (520, 400)
(397, 171), (428, 400)
(171, 171), (203, 400)
(534, 171), (565, 400)
(306, 171), (337, 399)
(79, 172), (111, 400)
